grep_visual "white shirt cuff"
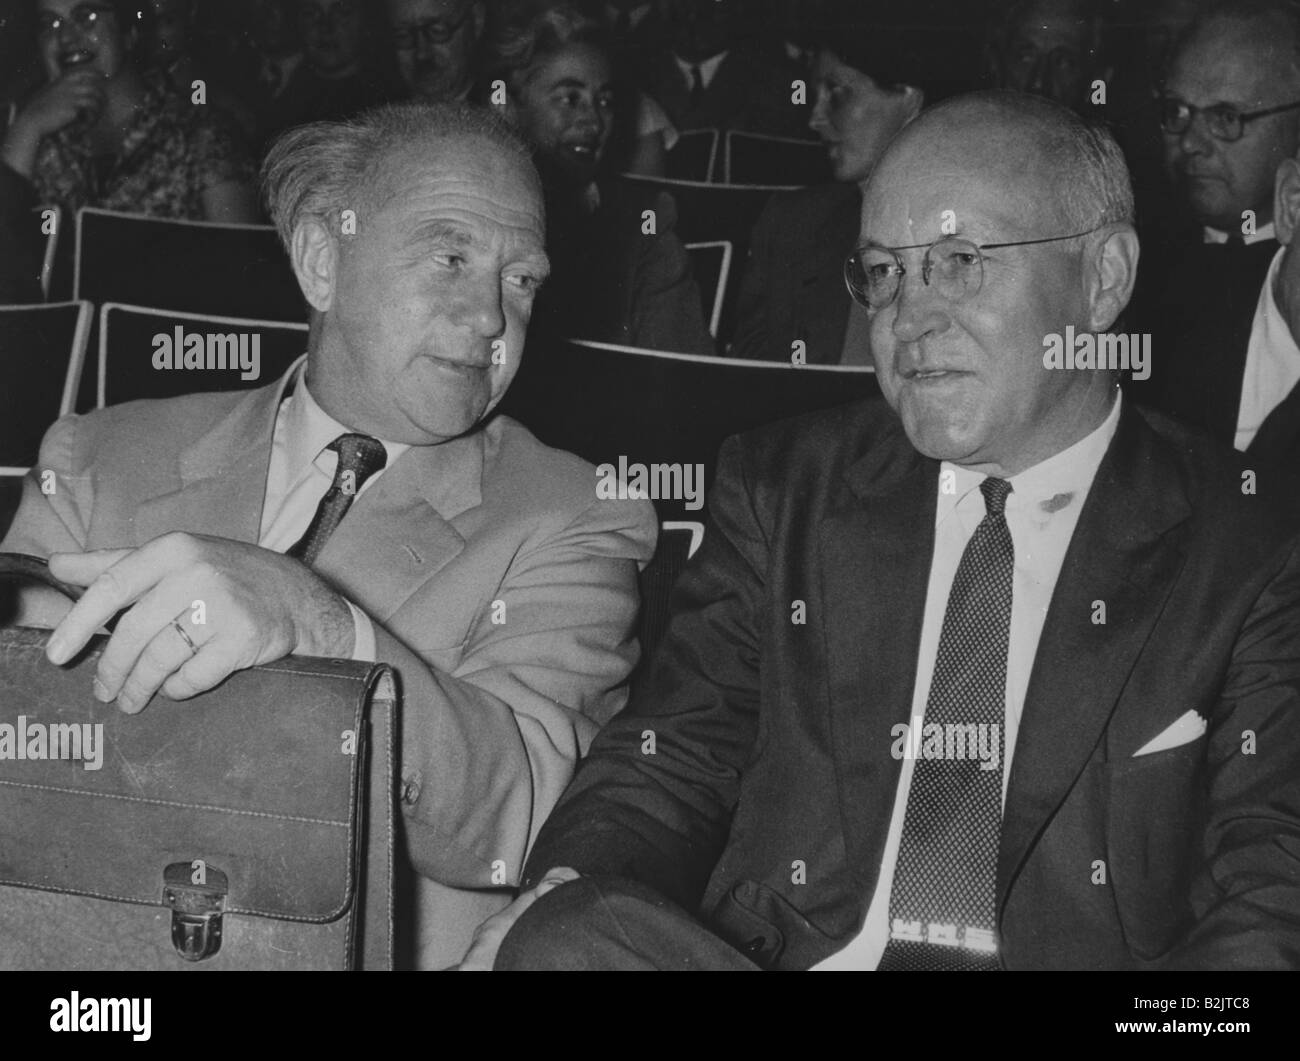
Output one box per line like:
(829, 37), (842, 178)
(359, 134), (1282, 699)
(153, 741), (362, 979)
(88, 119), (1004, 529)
(344, 599), (377, 662)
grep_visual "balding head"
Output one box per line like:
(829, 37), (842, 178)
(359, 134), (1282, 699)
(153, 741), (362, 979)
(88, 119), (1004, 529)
(857, 91), (1138, 476)
(1164, 1), (1300, 228)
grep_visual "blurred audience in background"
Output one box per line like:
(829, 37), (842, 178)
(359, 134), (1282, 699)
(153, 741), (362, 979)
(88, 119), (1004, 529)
(262, 0), (403, 138)
(636, 0), (809, 139)
(731, 0), (981, 363)
(484, 0), (712, 353)
(385, 0), (486, 104)
(1132, 0), (1300, 464)
(982, 0), (1109, 114)
(0, 0), (258, 222)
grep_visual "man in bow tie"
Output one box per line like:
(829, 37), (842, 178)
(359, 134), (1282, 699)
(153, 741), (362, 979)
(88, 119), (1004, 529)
(464, 89), (1300, 971)
(0, 102), (657, 970)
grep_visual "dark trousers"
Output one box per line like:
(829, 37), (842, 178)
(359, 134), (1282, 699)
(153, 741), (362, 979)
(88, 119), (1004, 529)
(495, 876), (760, 971)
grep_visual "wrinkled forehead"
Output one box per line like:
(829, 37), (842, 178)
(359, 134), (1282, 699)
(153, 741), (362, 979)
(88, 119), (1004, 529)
(862, 121), (1065, 245)
(366, 134), (544, 238)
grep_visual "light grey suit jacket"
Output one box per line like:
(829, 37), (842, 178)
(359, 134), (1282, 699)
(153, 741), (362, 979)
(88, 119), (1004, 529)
(1, 360), (658, 968)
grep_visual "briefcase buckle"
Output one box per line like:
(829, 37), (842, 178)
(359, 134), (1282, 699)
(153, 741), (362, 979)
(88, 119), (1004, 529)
(163, 862), (228, 963)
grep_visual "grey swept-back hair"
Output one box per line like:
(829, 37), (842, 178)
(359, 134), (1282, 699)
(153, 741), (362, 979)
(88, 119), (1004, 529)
(260, 102), (539, 254)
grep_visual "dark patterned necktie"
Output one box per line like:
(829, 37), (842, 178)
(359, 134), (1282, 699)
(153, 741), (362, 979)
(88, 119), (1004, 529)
(878, 476), (1014, 971)
(690, 65), (706, 109)
(286, 434), (387, 568)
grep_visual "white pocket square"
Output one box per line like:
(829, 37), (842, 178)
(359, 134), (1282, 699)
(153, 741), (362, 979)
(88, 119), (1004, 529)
(1132, 709), (1207, 757)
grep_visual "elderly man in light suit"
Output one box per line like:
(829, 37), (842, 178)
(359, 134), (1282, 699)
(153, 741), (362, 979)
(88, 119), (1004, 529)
(0, 102), (657, 969)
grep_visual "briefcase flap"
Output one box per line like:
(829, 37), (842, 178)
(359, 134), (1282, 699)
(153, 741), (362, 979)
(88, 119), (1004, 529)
(0, 626), (396, 925)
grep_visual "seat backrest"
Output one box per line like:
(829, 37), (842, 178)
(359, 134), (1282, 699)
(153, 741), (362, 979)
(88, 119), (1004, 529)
(98, 303), (308, 407)
(498, 338), (880, 520)
(665, 128), (719, 182)
(723, 130), (830, 186)
(0, 300), (92, 473)
(31, 205), (61, 301)
(614, 176), (791, 343)
(75, 208), (306, 322)
(635, 520), (705, 676)
(684, 241), (732, 338)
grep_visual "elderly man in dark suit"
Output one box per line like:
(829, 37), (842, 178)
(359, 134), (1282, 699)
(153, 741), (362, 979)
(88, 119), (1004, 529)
(0, 103), (656, 969)
(462, 89), (1300, 971)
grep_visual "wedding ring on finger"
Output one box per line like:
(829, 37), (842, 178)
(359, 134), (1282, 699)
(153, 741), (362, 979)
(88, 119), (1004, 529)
(170, 619), (198, 657)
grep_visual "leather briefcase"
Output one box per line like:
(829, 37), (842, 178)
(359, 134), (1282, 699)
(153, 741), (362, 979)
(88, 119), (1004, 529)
(0, 553), (398, 970)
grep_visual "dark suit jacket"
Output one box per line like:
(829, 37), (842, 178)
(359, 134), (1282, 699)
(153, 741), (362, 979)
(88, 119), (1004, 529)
(1131, 238), (1300, 465)
(730, 182), (860, 363)
(523, 397), (1300, 969)
(644, 40), (810, 139)
(531, 180), (714, 355)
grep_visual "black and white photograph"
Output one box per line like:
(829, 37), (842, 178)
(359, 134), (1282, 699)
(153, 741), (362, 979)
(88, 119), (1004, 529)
(0, 0), (1292, 1039)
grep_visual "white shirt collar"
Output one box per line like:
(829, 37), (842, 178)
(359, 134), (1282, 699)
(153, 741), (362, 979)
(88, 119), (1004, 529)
(1204, 221), (1276, 245)
(937, 390), (1123, 526)
(282, 363), (408, 481)
(674, 50), (729, 91)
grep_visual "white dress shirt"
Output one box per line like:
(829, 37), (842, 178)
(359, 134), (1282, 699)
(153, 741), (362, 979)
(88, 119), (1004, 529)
(1236, 246), (1300, 451)
(258, 366), (408, 662)
(814, 390), (1123, 970)
(1203, 221), (1275, 245)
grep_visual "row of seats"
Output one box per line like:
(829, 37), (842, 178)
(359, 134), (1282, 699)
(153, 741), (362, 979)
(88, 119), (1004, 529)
(28, 178), (792, 363)
(666, 128), (830, 186)
(0, 300), (878, 673)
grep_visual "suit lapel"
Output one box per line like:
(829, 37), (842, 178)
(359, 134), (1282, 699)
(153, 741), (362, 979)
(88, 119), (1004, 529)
(312, 427), (483, 624)
(997, 403), (1191, 910)
(1246, 379), (1300, 463)
(132, 361), (300, 546)
(819, 418), (937, 899)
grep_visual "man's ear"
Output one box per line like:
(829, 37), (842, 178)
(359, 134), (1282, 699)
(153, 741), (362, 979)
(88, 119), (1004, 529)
(1274, 157), (1300, 246)
(1084, 223), (1140, 333)
(290, 218), (337, 313)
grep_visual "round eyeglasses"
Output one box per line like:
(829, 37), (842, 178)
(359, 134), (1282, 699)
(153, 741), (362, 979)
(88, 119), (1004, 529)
(844, 230), (1100, 312)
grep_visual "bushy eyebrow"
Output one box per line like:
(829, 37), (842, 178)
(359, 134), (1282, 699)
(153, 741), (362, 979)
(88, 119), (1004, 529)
(408, 220), (476, 251)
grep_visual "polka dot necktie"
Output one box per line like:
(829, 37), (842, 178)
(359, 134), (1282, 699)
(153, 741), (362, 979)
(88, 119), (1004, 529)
(877, 477), (1014, 971)
(286, 434), (387, 569)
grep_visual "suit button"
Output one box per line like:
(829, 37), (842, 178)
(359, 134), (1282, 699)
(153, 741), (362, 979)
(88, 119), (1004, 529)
(401, 777), (421, 805)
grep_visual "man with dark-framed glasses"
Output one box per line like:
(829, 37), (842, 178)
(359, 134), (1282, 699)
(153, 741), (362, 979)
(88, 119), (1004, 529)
(385, 0), (485, 104)
(1136, 0), (1300, 465)
(458, 89), (1300, 971)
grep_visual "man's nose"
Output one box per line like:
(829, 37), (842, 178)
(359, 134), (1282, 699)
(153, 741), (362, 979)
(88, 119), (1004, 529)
(415, 33), (437, 62)
(56, 18), (86, 51)
(890, 265), (951, 344)
(1178, 113), (1215, 157)
(809, 89), (831, 132)
(453, 274), (507, 338)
